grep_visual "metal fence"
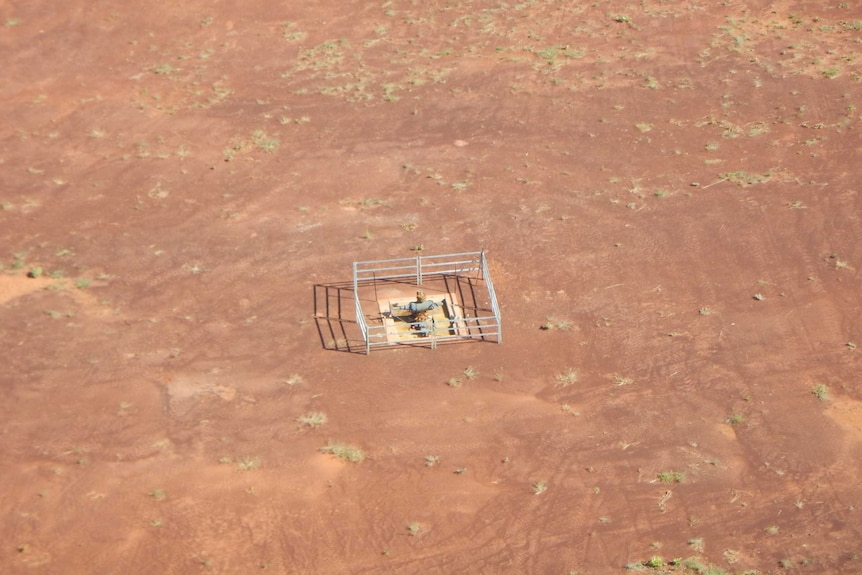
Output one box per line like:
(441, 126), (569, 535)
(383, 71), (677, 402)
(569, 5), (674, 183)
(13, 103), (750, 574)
(352, 251), (501, 354)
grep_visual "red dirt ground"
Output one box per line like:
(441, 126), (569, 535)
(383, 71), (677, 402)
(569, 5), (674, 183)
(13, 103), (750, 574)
(2, 1), (861, 573)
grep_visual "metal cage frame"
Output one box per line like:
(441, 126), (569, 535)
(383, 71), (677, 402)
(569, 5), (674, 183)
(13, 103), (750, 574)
(352, 251), (501, 354)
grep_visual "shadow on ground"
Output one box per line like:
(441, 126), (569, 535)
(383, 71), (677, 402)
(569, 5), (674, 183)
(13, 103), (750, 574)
(313, 281), (366, 354)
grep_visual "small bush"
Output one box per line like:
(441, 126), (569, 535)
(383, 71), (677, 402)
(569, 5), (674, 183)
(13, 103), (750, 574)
(149, 489), (167, 501)
(237, 456), (261, 471)
(283, 374), (303, 386)
(613, 374), (634, 386)
(297, 411), (327, 428)
(725, 413), (744, 424)
(540, 317), (573, 330)
(321, 441), (365, 463)
(555, 368), (578, 387)
(657, 471), (685, 484)
(811, 384), (829, 402)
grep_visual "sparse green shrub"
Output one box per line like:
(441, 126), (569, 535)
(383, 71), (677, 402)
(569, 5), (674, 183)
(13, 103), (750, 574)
(251, 129), (279, 153)
(532, 480), (548, 495)
(811, 384), (829, 402)
(725, 413), (744, 424)
(237, 456), (261, 471)
(320, 441), (364, 463)
(541, 317), (573, 330)
(657, 471), (685, 484)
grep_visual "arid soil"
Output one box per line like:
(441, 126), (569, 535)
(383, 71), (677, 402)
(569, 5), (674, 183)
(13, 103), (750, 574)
(2, 1), (861, 573)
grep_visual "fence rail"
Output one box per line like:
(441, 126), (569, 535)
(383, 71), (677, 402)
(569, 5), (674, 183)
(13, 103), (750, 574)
(353, 252), (484, 285)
